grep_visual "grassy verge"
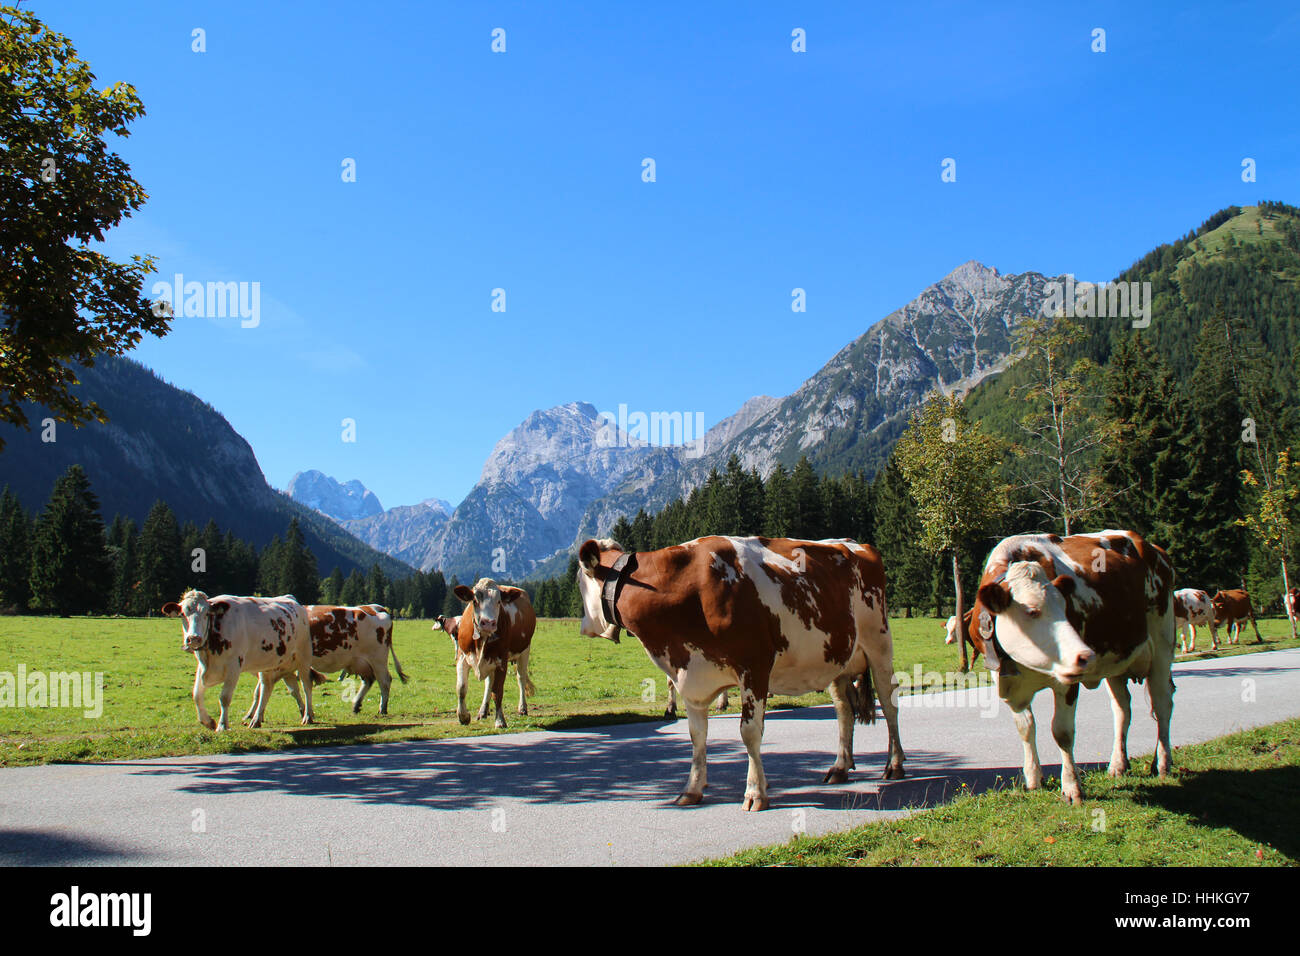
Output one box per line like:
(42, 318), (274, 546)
(703, 718), (1300, 866)
(0, 613), (1296, 767)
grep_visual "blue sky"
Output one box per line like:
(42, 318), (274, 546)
(36, 0), (1300, 508)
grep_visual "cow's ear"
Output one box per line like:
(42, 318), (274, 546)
(454, 585), (473, 603)
(1051, 575), (1075, 598)
(161, 602), (182, 617)
(977, 581), (1011, 614)
(579, 539), (602, 575)
(499, 586), (524, 604)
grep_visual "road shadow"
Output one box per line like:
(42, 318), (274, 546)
(0, 828), (154, 865)
(123, 718), (988, 813)
(1172, 662), (1300, 679)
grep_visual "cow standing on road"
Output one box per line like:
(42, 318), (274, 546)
(576, 535), (904, 811)
(971, 530), (1176, 804)
(163, 590), (314, 731)
(434, 580), (536, 729)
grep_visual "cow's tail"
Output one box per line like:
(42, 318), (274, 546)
(854, 667), (877, 726)
(524, 673), (537, 697)
(390, 643), (409, 684)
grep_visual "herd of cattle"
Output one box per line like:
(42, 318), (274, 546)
(163, 528), (1286, 811)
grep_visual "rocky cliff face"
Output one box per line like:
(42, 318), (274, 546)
(350, 261), (1062, 580)
(287, 470), (384, 522)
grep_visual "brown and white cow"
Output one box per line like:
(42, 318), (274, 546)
(246, 604), (408, 719)
(971, 531), (1176, 804)
(1173, 588), (1216, 652)
(944, 608), (981, 665)
(434, 580), (536, 728)
(1287, 587), (1300, 622)
(162, 590), (314, 731)
(577, 535), (905, 811)
(1210, 589), (1252, 645)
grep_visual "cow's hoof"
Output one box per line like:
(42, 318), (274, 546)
(494, 718), (507, 729)
(1061, 788), (1084, 806)
(1107, 761), (1129, 778)
(352, 704), (362, 715)
(674, 791), (703, 807)
(663, 708), (677, 720)
(882, 765), (906, 780)
(740, 794), (769, 812)
(823, 767), (849, 784)
(201, 719), (216, 730)
(517, 707), (527, 716)
(457, 713), (471, 726)
(300, 717), (314, 726)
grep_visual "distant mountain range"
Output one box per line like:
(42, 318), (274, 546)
(14, 205), (1291, 588)
(0, 356), (414, 580)
(323, 259), (1068, 581)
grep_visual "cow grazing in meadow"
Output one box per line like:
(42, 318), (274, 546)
(971, 530), (1176, 804)
(1173, 588), (1216, 652)
(1210, 589), (1253, 645)
(944, 608), (981, 665)
(246, 604), (407, 719)
(576, 535), (905, 811)
(433, 581), (536, 728)
(162, 590), (314, 731)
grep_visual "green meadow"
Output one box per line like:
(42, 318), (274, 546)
(705, 717), (1300, 867)
(0, 613), (1297, 767)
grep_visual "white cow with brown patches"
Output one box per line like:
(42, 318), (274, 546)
(577, 535), (904, 811)
(970, 530), (1176, 804)
(1173, 588), (1216, 652)
(162, 590), (314, 731)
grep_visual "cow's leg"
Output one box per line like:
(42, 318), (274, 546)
(1149, 660), (1175, 779)
(823, 674), (857, 784)
(477, 676), (492, 721)
(490, 666), (508, 729)
(1105, 676), (1132, 777)
(674, 700), (709, 806)
(372, 657), (393, 716)
(297, 661), (314, 725)
(1051, 689), (1083, 804)
(216, 671), (241, 732)
(1013, 705), (1043, 790)
(243, 679), (262, 724)
(193, 668), (215, 730)
(739, 682), (769, 811)
(664, 678), (678, 719)
(515, 648), (530, 716)
(1210, 621), (1220, 650)
(868, 642), (906, 779)
(455, 653), (471, 725)
(352, 677), (375, 714)
(715, 689), (729, 712)
(249, 672), (274, 728)
(282, 674), (305, 719)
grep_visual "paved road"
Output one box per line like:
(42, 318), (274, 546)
(2, 649), (1297, 866)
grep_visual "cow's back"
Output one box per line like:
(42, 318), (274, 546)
(211, 594), (311, 677)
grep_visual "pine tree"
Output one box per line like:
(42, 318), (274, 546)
(871, 453), (934, 617)
(789, 456), (824, 539)
(1175, 320), (1249, 589)
(0, 487), (33, 610)
(323, 566), (344, 605)
(28, 465), (113, 614)
(282, 518), (319, 603)
(107, 515), (138, 615)
(763, 463), (795, 537)
(137, 499), (185, 613)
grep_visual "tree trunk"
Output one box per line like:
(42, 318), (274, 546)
(954, 547), (968, 673)
(1282, 559), (1298, 640)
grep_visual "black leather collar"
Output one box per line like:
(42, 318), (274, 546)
(601, 552), (637, 631)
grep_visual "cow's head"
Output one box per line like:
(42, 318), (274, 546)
(431, 614), (461, 640)
(577, 538), (625, 642)
(453, 578), (522, 641)
(976, 561), (1095, 684)
(162, 589), (213, 653)
(944, 615), (958, 645)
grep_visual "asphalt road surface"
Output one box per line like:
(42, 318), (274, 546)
(2, 648), (1297, 866)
